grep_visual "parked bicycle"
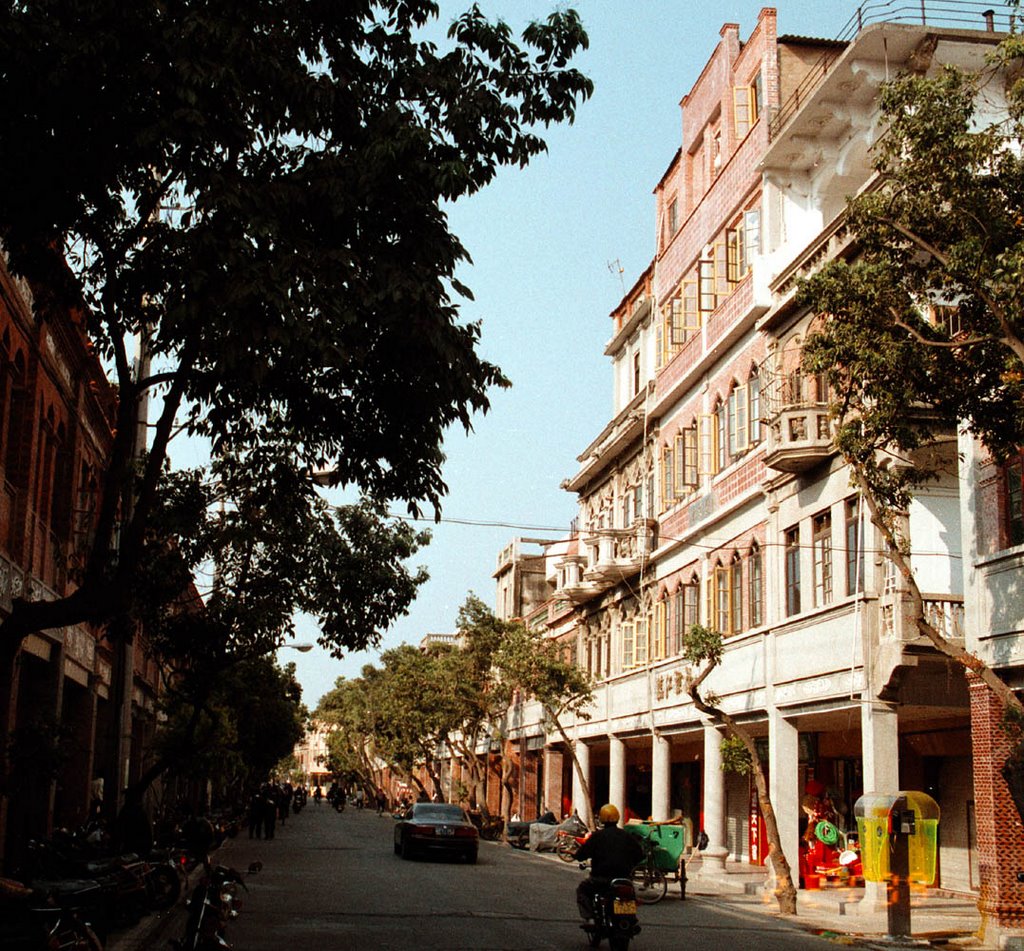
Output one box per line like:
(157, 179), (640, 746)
(630, 838), (668, 904)
(556, 827), (589, 863)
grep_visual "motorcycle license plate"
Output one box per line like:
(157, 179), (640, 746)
(613, 900), (637, 915)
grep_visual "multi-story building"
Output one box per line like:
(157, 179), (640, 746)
(487, 3), (1019, 926)
(0, 253), (162, 871)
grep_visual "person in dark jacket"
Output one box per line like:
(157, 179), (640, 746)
(575, 804), (644, 919)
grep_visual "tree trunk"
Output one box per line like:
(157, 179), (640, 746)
(499, 736), (517, 827)
(687, 683), (798, 914)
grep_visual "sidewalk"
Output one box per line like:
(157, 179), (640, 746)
(528, 846), (984, 949)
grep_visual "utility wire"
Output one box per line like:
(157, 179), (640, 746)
(388, 511), (963, 560)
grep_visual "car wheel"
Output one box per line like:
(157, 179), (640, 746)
(393, 836), (401, 855)
(400, 834), (412, 859)
(465, 848), (478, 865)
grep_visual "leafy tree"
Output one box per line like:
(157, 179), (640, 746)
(363, 645), (466, 798)
(798, 43), (1024, 817)
(490, 612), (595, 826)
(122, 452), (428, 808)
(317, 677), (380, 791)
(0, 0), (593, 656)
(682, 624), (798, 915)
(147, 656), (304, 815)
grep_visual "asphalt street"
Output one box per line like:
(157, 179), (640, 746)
(209, 804), (845, 951)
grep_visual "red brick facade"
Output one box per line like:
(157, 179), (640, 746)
(970, 677), (1024, 929)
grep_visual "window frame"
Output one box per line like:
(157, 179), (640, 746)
(812, 510), (833, 607)
(845, 497), (865, 595)
(749, 543), (763, 628)
(785, 526), (801, 617)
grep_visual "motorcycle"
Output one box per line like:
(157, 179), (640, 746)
(0, 875), (104, 950)
(578, 865), (641, 951)
(171, 858), (249, 951)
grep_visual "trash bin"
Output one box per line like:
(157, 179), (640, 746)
(854, 791), (940, 885)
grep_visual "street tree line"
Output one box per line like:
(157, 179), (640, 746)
(315, 595), (596, 826)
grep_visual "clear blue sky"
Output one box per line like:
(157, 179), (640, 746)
(283, 0), (844, 708)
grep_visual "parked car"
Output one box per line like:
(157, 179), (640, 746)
(393, 803), (479, 863)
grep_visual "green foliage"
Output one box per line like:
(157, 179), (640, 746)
(138, 447), (430, 666)
(720, 735), (752, 775)
(155, 655), (304, 789)
(314, 594), (595, 781)
(682, 624), (723, 668)
(0, 0), (592, 514)
(800, 45), (1024, 523)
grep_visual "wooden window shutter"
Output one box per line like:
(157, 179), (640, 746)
(734, 85), (751, 138)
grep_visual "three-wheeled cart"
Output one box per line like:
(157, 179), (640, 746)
(623, 820), (692, 899)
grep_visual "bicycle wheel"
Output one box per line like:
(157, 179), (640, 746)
(556, 837), (577, 863)
(631, 865), (668, 904)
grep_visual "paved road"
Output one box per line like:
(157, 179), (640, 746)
(213, 804), (842, 950)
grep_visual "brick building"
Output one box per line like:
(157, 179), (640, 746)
(0, 252), (160, 871)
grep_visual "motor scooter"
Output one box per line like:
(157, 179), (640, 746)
(577, 864), (641, 950)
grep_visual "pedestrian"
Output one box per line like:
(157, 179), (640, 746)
(313, 785), (323, 806)
(261, 784), (277, 839)
(248, 789), (263, 839)
(355, 787), (364, 810)
(375, 789), (387, 815)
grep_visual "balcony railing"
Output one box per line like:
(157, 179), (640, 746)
(881, 592), (965, 643)
(769, 0), (1017, 142)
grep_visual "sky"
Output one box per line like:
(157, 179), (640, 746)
(275, 0), (844, 707)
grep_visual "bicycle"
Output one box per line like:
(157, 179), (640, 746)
(630, 838), (668, 904)
(556, 828), (586, 862)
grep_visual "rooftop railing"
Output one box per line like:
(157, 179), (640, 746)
(770, 0), (1019, 140)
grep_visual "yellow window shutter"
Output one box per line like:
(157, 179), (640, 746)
(734, 85), (751, 138)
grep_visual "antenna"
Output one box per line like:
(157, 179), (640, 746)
(607, 258), (625, 296)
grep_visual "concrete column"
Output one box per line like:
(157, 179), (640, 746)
(699, 723), (729, 876)
(651, 733), (671, 822)
(860, 701), (900, 910)
(571, 739), (590, 819)
(861, 701), (899, 793)
(609, 736), (627, 818)
(768, 708), (800, 880)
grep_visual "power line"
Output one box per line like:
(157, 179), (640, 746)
(387, 511), (962, 560)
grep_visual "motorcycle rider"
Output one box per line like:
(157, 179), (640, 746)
(575, 804), (643, 919)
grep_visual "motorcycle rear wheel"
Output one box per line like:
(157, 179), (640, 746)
(609, 935), (630, 951)
(556, 839), (577, 863)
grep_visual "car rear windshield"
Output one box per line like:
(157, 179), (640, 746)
(414, 805), (466, 822)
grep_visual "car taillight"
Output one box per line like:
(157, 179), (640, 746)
(613, 882), (636, 901)
(411, 825), (435, 836)
(454, 827), (476, 838)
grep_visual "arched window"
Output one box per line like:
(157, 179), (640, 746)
(712, 555), (743, 635)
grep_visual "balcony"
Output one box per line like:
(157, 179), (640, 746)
(559, 521), (657, 602)
(881, 592), (965, 645)
(764, 403), (834, 473)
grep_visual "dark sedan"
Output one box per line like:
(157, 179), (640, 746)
(393, 803), (479, 863)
